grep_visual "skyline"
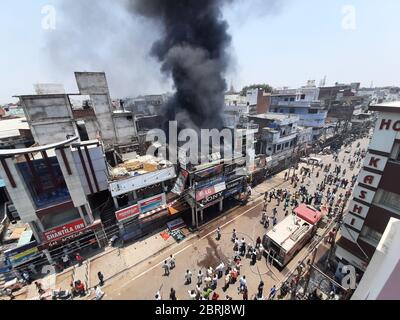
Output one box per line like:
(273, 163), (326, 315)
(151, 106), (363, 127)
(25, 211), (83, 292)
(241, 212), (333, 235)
(1, 0), (399, 104)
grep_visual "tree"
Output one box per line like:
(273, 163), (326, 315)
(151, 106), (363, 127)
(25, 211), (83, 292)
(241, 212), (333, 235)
(240, 84), (274, 96)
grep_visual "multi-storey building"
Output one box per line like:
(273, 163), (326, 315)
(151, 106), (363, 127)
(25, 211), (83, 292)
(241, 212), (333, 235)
(335, 101), (400, 272)
(270, 81), (327, 139)
(247, 113), (299, 171)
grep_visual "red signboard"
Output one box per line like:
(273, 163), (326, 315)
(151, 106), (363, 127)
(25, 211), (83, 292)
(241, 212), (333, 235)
(115, 204), (140, 222)
(43, 219), (86, 242)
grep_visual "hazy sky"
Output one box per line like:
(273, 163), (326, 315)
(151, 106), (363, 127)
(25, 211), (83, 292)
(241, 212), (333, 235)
(0, 0), (399, 104)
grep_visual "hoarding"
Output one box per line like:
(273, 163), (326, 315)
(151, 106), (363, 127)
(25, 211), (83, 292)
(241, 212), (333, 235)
(138, 193), (166, 214)
(4, 241), (41, 268)
(199, 191), (224, 207)
(196, 182), (226, 202)
(115, 204), (140, 222)
(43, 219), (86, 242)
(195, 164), (223, 180)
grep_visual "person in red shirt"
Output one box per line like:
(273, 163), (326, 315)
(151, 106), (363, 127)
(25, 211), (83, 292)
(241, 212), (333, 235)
(74, 280), (86, 297)
(212, 292), (220, 300)
(75, 253), (83, 266)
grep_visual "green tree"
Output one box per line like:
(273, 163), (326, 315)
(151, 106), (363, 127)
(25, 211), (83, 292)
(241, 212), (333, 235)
(240, 84), (274, 96)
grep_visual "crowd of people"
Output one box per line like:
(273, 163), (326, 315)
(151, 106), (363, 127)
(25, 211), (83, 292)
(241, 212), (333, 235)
(156, 137), (367, 301)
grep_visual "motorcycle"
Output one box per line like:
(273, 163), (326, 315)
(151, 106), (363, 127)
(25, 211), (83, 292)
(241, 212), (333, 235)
(52, 289), (71, 300)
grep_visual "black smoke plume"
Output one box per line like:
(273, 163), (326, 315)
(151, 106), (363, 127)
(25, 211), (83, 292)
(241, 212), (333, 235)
(129, 0), (232, 132)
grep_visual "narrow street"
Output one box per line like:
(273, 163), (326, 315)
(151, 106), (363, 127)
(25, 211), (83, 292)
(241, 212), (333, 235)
(91, 136), (371, 300)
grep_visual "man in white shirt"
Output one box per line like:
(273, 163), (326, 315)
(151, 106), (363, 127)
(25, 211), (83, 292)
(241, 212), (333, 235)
(95, 286), (104, 300)
(185, 270), (192, 284)
(239, 276), (247, 293)
(197, 270), (204, 285)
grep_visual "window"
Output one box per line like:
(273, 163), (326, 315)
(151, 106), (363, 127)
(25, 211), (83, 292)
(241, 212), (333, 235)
(301, 94), (306, 100)
(276, 144), (281, 151)
(308, 109), (318, 114)
(390, 142), (400, 161)
(289, 108), (295, 114)
(285, 142), (289, 148)
(284, 98), (289, 102)
(377, 190), (400, 212)
(290, 97), (295, 102)
(359, 225), (382, 247)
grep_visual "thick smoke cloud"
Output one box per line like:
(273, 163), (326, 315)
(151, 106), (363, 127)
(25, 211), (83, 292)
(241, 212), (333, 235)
(43, 0), (170, 97)
(44, 0), (284, 131)
(129, 0), (231, 131)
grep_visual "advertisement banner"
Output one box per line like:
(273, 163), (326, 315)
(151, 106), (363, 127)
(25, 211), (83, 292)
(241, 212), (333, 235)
(4, 241), (41, 267)
(196, 182), (226, 202)
(195, 164), (223, 180)
(199, 192), (224, 207)
(139, 193), (166, 214)
(115, 204), (140, 222)
(196, 176), (224, 190)
(43, 219), (86, 242)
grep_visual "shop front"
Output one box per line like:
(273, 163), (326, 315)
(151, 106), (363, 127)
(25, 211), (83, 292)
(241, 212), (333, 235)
(38, 219), (105, 263)
(115, 193), (171, 242)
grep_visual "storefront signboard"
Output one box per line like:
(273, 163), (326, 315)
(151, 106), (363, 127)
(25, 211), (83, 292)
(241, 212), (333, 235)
(115, 204), (140, 222)
(139, 193), (166, 214)
(43, 219), (86, 242)
(196, 182), (226, 202)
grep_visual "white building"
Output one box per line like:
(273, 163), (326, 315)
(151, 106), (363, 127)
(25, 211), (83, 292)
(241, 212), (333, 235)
(352, 218), (400, 300)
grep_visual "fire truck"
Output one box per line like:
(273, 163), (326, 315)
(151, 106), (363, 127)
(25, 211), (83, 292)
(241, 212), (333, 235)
(263, 204), (322, 268)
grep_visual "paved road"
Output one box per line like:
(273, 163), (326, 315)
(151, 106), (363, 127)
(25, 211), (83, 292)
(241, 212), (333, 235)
(96, 135), (371, 300)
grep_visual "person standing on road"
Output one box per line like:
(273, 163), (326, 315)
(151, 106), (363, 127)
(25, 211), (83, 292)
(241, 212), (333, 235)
(231, 229), (237, 242)
(269, 285), (277, 300)
(62, 254), (70, 269)
(251, 249), (257, 265)
(188, 290), (197, 300)
(97, 271), (104, 286)
(95, 286), (105, 300)
(212, 274), (218, 289)
(216, 227), (221, 241)
(75, 252), (83, 267)
(243, 288), (248, 300)
(212, 292), (220, 300)
(162, 260), (170, 276)
(168, 255), (176, 269)
(264, 217), (270, 229)
(239, 275), (247, 293)
(185, 270), (192, 285)
(197, 270), (204, 285)
(155, 291), (162, 300)
(256, 236), (262, 249)
(258, 280), (265, 297)
(216, 262), (225, 278)
(240, 238), (246, 256)
(170, 288), (177, 300)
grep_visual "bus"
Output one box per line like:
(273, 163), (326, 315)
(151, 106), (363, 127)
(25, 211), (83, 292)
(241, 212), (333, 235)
(263, 204), (322, 268)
